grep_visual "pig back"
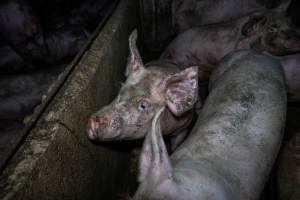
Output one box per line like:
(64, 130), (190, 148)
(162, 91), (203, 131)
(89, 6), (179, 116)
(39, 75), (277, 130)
(172, 50), (286, 199)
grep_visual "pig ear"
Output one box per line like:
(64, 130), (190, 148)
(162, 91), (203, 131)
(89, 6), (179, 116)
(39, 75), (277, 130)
(125, 29), (145, 77)
(161, 67), (198, 116)
(242, 15), (268, 37)
(138, 107), (173, 183)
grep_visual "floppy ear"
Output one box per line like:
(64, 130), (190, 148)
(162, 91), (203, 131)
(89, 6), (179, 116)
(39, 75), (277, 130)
(161, 67), (198, 116)
(125, 29), (145, 77)
(138, 107), (172, 183)
(242, 15), (268, 37)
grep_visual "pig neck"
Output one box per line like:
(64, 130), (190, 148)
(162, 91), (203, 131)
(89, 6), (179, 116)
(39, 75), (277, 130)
(161, 108), (194, 136)
(193, 21), (243, 66)
(146, 60), (194, 136)
(145, 59), (180, 73)
(197, 17), (255, 63)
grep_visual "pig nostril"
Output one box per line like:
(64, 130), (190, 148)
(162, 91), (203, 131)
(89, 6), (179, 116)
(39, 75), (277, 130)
(87, 129), (96, 140)
(87, 117), (101, 140)
(89, 117), (99, 131)
(93, 116), (100, 123)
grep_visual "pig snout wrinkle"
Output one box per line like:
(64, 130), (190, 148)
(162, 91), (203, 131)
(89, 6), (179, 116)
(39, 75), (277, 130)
(87, 117), (99, 140)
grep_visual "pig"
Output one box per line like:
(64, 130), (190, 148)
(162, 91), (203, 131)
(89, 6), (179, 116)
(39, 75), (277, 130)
(278, 53), (300, 102)
(0, 66), (64, 120)
(162, 10), (300, 81)
(172, 0), (289, 33)
(133, 50), (286, 200)
(0, 0), (48, 62)
(44, 25), (89, 64)
(87, 30), (198, 144)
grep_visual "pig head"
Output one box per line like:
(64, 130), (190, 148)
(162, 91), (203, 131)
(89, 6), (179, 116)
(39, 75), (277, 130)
(86, 30), (198, 141)
(241, 10), (300, 56)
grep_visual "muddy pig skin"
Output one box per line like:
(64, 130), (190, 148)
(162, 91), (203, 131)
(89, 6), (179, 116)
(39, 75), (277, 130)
(134, 50), (286, 200)
(172, 0), (289, 33)
(0, 0), (47, 62)
(279, 54), (300, 102)
(87, 30), (198, 142)
(162, 10), (300, 81)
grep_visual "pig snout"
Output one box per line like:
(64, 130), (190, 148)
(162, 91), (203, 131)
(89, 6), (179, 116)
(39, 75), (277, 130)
(86, 112), (123, 141)
(87, 116), (100, 140)
(280, 30), (300, 53)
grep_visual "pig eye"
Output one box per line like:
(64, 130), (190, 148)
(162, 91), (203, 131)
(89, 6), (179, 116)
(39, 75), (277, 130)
(268, 25), (278, 33)
(138, 100), (150, 112)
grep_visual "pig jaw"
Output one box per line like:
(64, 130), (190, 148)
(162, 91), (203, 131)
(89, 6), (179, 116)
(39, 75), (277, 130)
(252, 30), (300, 56)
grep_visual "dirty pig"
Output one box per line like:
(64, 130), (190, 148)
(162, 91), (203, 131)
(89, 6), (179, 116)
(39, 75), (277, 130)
(162, 9), (300, 81)
(86, 30), (199, 144)
(134, 50), (286, 200)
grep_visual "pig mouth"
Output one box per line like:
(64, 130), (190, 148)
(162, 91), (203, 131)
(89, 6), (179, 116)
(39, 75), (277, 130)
(86, 125), (122, 141)
(252, 36), (300, 56)
(86, 120), (148, 141)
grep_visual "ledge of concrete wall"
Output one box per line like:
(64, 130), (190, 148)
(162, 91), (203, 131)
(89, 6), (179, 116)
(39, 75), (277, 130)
(0, 0), (139, 199)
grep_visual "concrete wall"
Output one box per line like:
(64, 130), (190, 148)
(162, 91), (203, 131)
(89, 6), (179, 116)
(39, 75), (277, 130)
(0, 0), (139, 199)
